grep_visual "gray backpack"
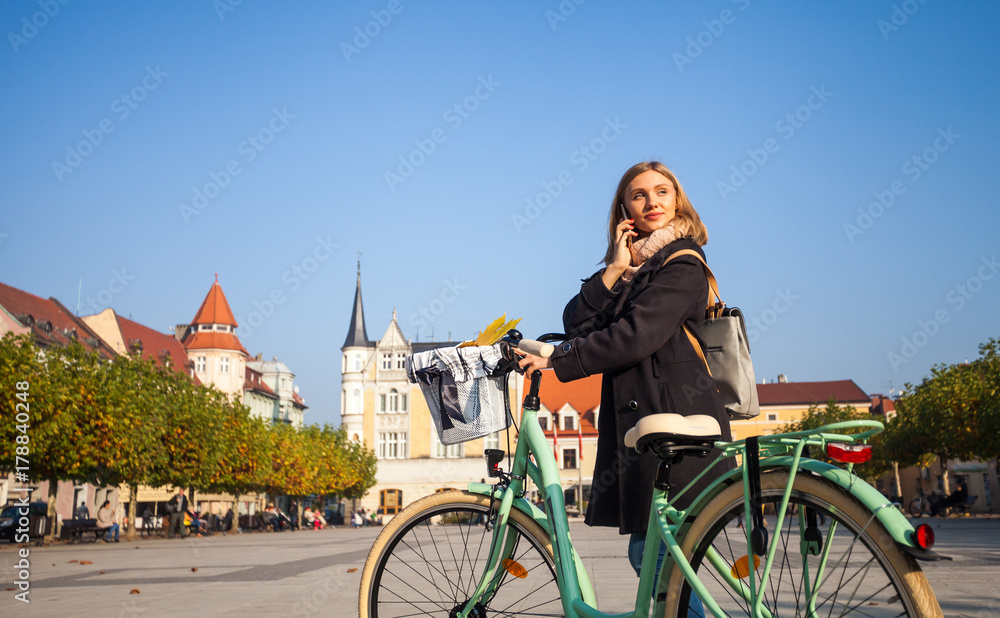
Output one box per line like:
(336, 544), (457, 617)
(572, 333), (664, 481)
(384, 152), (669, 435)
(666, 250), (760, 420)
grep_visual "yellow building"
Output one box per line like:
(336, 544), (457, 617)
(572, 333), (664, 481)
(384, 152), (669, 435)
(729, 377), (871, 440)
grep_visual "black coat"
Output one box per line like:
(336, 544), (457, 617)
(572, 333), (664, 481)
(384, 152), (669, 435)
(550, 238), (733, 535)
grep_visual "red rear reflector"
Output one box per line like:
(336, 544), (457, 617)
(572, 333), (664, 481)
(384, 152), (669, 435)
(825, 443), (872, 464)
(914, 524), (935, 550)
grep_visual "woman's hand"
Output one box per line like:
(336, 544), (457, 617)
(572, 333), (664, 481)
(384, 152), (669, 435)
(517, 352), (553, 374)
(602, 218), (636, 289)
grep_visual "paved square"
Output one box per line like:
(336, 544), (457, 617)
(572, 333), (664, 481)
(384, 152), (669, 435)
(2, 517), (997, 616)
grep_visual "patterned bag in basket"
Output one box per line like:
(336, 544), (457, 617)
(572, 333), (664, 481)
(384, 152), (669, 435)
(406, 344), (511, 445)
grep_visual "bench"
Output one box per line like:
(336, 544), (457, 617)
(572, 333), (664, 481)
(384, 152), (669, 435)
(61, 519), (104, 543)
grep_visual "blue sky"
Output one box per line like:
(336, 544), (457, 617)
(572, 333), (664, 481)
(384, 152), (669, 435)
(2, 1), (998, 427)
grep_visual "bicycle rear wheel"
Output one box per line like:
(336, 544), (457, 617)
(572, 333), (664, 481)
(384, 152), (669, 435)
(359, 490), (561, 617)
(664, 470), (942, 617)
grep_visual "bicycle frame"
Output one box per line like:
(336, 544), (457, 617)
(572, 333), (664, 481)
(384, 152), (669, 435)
(459, 372), (915, 618)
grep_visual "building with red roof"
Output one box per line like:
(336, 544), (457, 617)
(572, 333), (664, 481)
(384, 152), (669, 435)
(731, 377), (871, 440)
(0, 281), (115, 357)
(524, 370), (601, 510)
(177, 278), (249, 397)
(81, 308), (200, 384)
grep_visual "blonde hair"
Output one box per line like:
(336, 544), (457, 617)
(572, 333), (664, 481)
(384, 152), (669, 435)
(602, 161), (708, 266)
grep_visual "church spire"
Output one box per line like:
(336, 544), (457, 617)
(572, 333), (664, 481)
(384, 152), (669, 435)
(342, 262), (370, 349)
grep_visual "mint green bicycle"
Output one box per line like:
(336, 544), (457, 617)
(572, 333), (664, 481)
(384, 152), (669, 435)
(359, 334), (945, 617)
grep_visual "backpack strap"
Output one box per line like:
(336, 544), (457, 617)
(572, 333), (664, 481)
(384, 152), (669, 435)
(682, 325), (712, 378)
(664, 249), (719, 379)
(664, 249), (723, 315)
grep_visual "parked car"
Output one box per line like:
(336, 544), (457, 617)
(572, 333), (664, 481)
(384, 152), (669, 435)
(0, 502), (48, 542)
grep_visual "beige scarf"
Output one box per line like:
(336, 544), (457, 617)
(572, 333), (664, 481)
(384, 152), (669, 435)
(621, 220), (690, 282)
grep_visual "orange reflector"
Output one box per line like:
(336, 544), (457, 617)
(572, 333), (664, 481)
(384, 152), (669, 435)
(913, 524), (935, 550)
(826, 442), (872, 464)
(730, 554), (760, 579)
(503, 559), (528, 579)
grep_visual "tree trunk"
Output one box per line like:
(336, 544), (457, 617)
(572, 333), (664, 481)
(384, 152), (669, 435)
(44, 479), (58, 543)
(126, 483), (138, 540)
(892, 461), (903, 502)
(939, 453), (951, 495)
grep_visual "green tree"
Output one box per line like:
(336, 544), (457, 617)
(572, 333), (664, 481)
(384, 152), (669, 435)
(894, 336), (1000, 494)
(0, 335), (109, 540)
(89, 354), (172, 539)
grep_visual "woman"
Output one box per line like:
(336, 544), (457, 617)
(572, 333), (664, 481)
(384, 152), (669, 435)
(518, 161), (733, 575)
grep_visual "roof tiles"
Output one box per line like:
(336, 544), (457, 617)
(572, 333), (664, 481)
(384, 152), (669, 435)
(190, 281), (238, 327)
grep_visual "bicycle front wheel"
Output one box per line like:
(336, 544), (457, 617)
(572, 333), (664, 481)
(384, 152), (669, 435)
(908, 497), (924, 518)
(359, 490), (561, 617)
(664, 470), (942, 617)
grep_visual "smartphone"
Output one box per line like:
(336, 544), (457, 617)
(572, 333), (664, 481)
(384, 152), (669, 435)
(620, 204), (633, 250)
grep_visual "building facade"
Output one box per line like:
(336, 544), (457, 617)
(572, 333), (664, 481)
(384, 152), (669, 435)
(342, 272), (518, 516)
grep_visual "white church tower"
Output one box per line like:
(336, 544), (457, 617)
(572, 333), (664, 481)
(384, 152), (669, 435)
(341, 263), (374, 443)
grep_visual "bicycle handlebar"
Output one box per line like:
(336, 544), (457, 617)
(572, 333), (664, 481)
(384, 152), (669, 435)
(517, 339), (554, 358)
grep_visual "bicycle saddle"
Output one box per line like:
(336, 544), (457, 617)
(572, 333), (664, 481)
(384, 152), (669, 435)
(624, 414), (721, 460)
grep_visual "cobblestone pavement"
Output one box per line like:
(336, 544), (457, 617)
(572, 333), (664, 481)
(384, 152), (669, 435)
(1, 515), (997, 616)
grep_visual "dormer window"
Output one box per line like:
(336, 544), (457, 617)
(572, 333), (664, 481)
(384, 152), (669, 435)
(563, 415), (576, 431)
(200, 324), (211, 331)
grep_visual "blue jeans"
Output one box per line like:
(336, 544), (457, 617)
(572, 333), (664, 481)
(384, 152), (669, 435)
(103, 523), (120, 542)
(628, 533), (705, 617)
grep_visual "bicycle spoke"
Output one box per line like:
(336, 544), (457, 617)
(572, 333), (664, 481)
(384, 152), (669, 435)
(676, 480), (929, 618)
(367, 498), (559, 618)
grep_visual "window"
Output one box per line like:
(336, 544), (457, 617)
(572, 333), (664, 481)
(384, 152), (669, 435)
(354, 354), (362, 371)
(400, 393), (407, 412)
(388, 389), (399, 412)
(219, 357), (229, 373)
(381, 353), (391, 369)
(380, 489), (402, 515)
(380, 394), (386, 413)
(434, 432), (463, 458)
(563, 415), (575, 431)
(379, 432), (408, 459)
(352, 389), (361, 414)
(767, 413), (778, 422)
(538, 417), (548, 430)
(195, 356), (206, 372)
(396, 353), (406, 369)
(200, 324), (211, 331)
(562, 448), (577, 470)
(484, 431), (500, 450)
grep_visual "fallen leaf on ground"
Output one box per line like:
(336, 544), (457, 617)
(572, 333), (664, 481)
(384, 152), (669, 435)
(348, 568), (358, 573)
(79, 560), (93, 565)
(130, 589), (140, 594)
(191, 567), (198, 572)
(68, 560), (78, 563)
(98, 571), (105, 575)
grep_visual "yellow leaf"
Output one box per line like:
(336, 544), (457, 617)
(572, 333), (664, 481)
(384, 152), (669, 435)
(459, 314), (522, 348)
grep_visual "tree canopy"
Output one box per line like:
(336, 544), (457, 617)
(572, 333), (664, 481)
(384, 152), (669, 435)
(0, 332), (377, 512)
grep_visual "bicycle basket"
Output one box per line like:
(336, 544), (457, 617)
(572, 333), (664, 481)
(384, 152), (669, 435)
(406, 344), (511, 445)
